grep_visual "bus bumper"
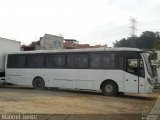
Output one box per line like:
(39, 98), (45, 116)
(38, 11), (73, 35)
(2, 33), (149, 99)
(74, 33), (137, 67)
(145, 84), (154, 93)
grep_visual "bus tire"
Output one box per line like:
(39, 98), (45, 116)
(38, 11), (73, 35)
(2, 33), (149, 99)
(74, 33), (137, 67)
(101, 81), (118, 96)
(33, 77), (45, 90)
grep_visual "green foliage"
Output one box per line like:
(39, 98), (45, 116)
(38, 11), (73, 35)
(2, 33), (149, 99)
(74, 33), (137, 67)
(154, 41), (160, 50)
(30, 41), (40, 50)
(113, 31), (160, 49)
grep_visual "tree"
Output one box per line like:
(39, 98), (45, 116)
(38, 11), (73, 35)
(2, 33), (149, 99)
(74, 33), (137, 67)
(154, 40), (160, 49)
(30, 41), (40, 50)
(113, 38), (128, 47)
(113, 31), (159, 49)
(139, 31), (156, 49)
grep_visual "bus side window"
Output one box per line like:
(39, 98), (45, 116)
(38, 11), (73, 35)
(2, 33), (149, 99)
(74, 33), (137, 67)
(54, 55), (65, 68)
(67, 54), (77, 68)
(46, 54), (65, 68)
(67, 53), (88, 68)
(102, 53), (115, 69)
(77, 54), (88, 68)
(118, 56), (124, 70)
(7, 55), (26, 68)
(90, 53), (102, 68)
(27, 55), (44, 68)
(126, 58), (138, 75)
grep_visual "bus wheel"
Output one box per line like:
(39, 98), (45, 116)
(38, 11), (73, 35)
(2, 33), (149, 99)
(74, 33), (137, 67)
(102, 81), (118, 96)
(33, 77), (45, 90)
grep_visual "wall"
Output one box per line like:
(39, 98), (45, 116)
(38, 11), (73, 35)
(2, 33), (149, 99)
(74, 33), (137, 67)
(39, 34), (63, 50)
(0, 37), (21, 72)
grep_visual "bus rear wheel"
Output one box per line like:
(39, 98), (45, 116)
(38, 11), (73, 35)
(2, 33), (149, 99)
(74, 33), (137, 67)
(33, 77), (45, 90)
(102, 81), (118, 96)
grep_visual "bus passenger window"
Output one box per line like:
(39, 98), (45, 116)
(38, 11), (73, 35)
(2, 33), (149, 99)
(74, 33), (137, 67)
(46, 54), (65, 68)
(118, 57), (124, 70)
(102, 53), (115, 68)
(67, 54), (88, 68)
(90, 54), (102, 68)
(77, 54), (88, 68)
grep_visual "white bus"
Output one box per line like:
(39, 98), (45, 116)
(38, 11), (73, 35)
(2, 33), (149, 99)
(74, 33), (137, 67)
(5, 48), (155, 96)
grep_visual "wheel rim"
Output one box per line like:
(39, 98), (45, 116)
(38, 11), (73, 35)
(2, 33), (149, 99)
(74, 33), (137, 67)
(105, 84), (113, 93)
(37, 82), (41, 87)
(36, 81), (41, 88)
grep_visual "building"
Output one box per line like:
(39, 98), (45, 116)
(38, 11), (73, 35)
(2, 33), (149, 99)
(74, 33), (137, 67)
(77, 44), (90, 49)
(36, 34), (64, 50)
(26, 33), (108, 51)
(78, 44), (108, 49)
(64, 39), (79, 49)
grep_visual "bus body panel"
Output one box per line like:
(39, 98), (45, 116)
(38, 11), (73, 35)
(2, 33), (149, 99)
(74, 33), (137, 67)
(124, 72), (138, 93)
(6, 69), (125, 92)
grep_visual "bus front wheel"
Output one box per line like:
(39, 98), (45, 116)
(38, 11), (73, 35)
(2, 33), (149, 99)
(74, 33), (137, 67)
(101, 81), (118, 96)
(33, 77), (45, 90)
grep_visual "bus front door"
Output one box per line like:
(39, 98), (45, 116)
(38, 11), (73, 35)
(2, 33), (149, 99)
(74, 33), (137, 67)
(124, 58), (139, 93)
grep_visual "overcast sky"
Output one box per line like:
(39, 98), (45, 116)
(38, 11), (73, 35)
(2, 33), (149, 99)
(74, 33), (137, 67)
(0, 0), (160, 47)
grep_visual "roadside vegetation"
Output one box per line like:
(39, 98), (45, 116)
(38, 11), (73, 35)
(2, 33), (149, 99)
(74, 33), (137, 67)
(113, 31), (160, 50)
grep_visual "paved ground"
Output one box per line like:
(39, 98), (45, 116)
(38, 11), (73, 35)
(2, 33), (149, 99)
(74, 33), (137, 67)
(150, 95), (160, 114)
(0, 85), (159, 120)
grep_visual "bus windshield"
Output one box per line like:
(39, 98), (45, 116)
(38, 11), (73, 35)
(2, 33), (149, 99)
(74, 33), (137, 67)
(142, 53), (153, 77)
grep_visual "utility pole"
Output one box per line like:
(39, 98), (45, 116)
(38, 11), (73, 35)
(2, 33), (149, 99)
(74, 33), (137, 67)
(130, 17), (137, 37)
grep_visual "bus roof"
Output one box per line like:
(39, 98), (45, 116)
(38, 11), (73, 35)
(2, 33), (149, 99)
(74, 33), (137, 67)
(8, 47), (142, 54)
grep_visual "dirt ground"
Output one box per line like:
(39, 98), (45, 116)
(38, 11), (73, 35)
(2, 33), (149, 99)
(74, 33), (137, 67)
(0, 85), (159, 120)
